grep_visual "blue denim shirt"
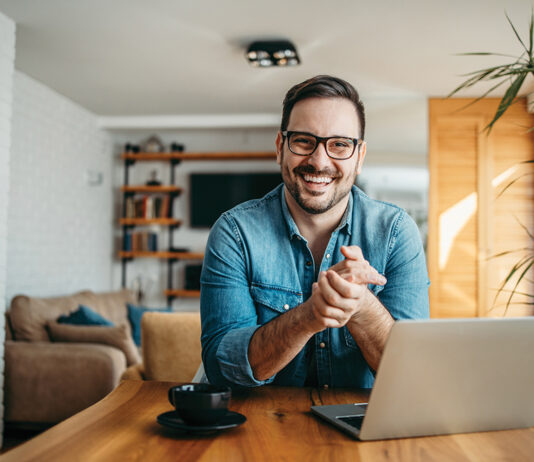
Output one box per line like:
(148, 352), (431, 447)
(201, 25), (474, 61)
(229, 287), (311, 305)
(200, 184), (430, 389)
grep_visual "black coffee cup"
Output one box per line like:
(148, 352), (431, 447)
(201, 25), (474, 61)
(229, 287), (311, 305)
(168, 383), (231, 425)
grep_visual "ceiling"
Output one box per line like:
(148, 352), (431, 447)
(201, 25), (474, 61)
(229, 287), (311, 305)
(0, 0), (533, 116)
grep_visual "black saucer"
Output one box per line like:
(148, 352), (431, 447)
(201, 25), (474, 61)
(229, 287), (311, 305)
(157, 410), (246, 433)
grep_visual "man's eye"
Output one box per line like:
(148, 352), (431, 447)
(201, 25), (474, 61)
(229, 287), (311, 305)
(293, 137), (313, 145)
(331, 139), (353, 148)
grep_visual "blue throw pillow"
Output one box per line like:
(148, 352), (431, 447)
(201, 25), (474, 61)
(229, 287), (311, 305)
(57, 304), (114, 326)
(127, 303), (172, 346)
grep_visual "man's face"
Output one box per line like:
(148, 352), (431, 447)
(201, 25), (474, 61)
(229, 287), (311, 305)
(276, 97), (366, 215)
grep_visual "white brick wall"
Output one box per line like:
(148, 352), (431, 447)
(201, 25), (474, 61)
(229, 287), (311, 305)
(0, 10), (15, 448)
(6, 72), (114, 300)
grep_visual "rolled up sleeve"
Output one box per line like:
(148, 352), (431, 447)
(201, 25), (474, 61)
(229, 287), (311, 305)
(379, 211), (430, 320)
(200, 214), (275, 388)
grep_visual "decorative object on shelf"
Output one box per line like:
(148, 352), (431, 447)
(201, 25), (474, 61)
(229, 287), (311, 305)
(246, 39), (300, 67)
(141, 135), (165, 153)
(170, 142), (185, 152)
(124, 143), (140, 153)
(146, 170), (162, 186)
(449, 11), (534, 132)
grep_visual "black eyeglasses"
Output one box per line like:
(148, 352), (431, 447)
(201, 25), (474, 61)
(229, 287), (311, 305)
(282, 131), (362, 160)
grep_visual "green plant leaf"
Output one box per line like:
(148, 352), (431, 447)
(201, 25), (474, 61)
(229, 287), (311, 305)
(496, 172), (534, 197)
(451, 80), (509, 113)
(448, 67), (506, 97)
(492, 254), (533, 307)
(489, 247), (534, 259)
(513, 215), (534, 241)
(485, 72), (527, 132)
(504, 257), (534, 314)
(456, 52), (523, 58)
(506, 11), (529, 55)
(490, 289), (534, 299)
(530, 9), (534, 56)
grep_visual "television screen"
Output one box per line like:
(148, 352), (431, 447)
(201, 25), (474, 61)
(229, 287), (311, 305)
(190, 172), (283, 228)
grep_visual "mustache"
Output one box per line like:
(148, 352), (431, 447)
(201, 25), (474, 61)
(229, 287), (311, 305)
(293, 165), (341, 178)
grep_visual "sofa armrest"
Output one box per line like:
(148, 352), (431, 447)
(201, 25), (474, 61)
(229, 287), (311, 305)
(4, 340), (127, 425)
(121, 363), (145, 381)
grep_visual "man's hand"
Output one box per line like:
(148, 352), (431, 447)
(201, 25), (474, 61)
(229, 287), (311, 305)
(303, 270), (364, 331)
(329, 246), (386, 286)
(302, 246), (387, 333)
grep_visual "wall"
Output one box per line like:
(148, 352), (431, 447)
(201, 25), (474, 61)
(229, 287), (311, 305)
(0, 11), (15, 447)
(6, 71), (114, 300)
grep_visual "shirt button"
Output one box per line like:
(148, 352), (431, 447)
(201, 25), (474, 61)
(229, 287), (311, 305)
(326, 254), (331, 259)
(305, 261), (312, 267)
(319, 342), (326, 349)
(323, 384), (329, 390)
(283, 304), (290, 310)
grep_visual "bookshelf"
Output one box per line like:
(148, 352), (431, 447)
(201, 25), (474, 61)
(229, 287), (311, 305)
(120, 150), (276, 302)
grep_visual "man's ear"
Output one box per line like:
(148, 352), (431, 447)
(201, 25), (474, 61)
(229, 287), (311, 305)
(275, 131), (284, 165)
(355, 141), (366, 174)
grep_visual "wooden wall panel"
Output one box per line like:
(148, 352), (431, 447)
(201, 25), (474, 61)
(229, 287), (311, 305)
(429, 98), (534, 318)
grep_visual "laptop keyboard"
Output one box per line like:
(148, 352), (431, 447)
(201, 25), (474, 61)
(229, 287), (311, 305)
(337, 405), (367, 430)
(338, 415), (365, 430)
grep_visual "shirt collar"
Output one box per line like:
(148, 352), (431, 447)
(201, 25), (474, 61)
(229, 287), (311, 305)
(280, 185), (353, 239)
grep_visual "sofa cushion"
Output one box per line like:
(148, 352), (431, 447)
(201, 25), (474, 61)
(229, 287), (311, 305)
(47, 322), (141, 366)
(9, 289), (137, 342)
(83, 290), (137, 336)
(127, 303), (172, 346)
(58, 305), (114, 326)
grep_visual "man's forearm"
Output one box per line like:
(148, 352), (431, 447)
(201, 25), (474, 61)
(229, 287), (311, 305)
(347, 290), (394, 372)
(248, 302), (316, 381)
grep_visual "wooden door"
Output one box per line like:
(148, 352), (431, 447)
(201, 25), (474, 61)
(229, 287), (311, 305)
(428, 98), (534, 318)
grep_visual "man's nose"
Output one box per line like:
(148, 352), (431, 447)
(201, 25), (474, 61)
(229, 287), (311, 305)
(306, 141), (331, 169)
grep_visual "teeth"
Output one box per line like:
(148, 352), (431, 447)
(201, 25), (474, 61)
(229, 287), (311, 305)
(303, 174), (333, 184)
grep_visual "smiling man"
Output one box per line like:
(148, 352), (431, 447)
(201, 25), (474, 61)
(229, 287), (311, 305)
(200, 75), (429, 389)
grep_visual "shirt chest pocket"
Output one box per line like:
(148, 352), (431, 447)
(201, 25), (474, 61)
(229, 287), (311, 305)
(250, 283), (303, 324)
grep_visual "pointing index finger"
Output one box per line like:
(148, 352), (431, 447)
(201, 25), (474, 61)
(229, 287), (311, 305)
(340, 245), (364, 261)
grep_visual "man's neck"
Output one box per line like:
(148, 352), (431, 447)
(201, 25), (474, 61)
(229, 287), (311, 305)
(284, 189), (350, 246)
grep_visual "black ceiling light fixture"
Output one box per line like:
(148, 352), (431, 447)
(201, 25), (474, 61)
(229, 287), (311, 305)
(246, 40), (301, 67)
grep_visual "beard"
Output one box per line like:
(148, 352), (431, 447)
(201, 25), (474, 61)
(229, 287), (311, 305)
(281, 161), (356, 215)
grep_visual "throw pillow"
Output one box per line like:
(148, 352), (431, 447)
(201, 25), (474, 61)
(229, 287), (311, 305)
(57, 304), (114, 326)
(127, 303), (172, 346)
(47, 321), (141, 366)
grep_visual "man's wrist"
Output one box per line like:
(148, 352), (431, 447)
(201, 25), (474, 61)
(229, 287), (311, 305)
(295, 298), (323, 336)
(348, 288), (380, 325)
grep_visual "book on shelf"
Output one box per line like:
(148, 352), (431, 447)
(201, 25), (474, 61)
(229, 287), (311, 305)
(123, 231), (158, 252)
(124, 194), (170, 219)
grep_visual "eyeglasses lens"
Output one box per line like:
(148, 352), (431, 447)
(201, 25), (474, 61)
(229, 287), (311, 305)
(288, 133), (354, 159)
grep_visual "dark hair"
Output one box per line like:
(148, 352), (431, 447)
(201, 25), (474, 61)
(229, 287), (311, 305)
(280, 75), (365, 139)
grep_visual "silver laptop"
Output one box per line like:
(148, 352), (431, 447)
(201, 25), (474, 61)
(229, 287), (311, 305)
(311, 317), (534, 440)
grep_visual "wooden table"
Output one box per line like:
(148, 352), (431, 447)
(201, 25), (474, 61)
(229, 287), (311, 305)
(3, 380), (534, 461)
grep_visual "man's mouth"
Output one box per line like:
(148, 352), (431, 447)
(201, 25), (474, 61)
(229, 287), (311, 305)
(302, 174), (333, 185)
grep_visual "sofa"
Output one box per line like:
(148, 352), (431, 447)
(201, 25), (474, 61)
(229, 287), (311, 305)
(4, 289), (140, 429)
